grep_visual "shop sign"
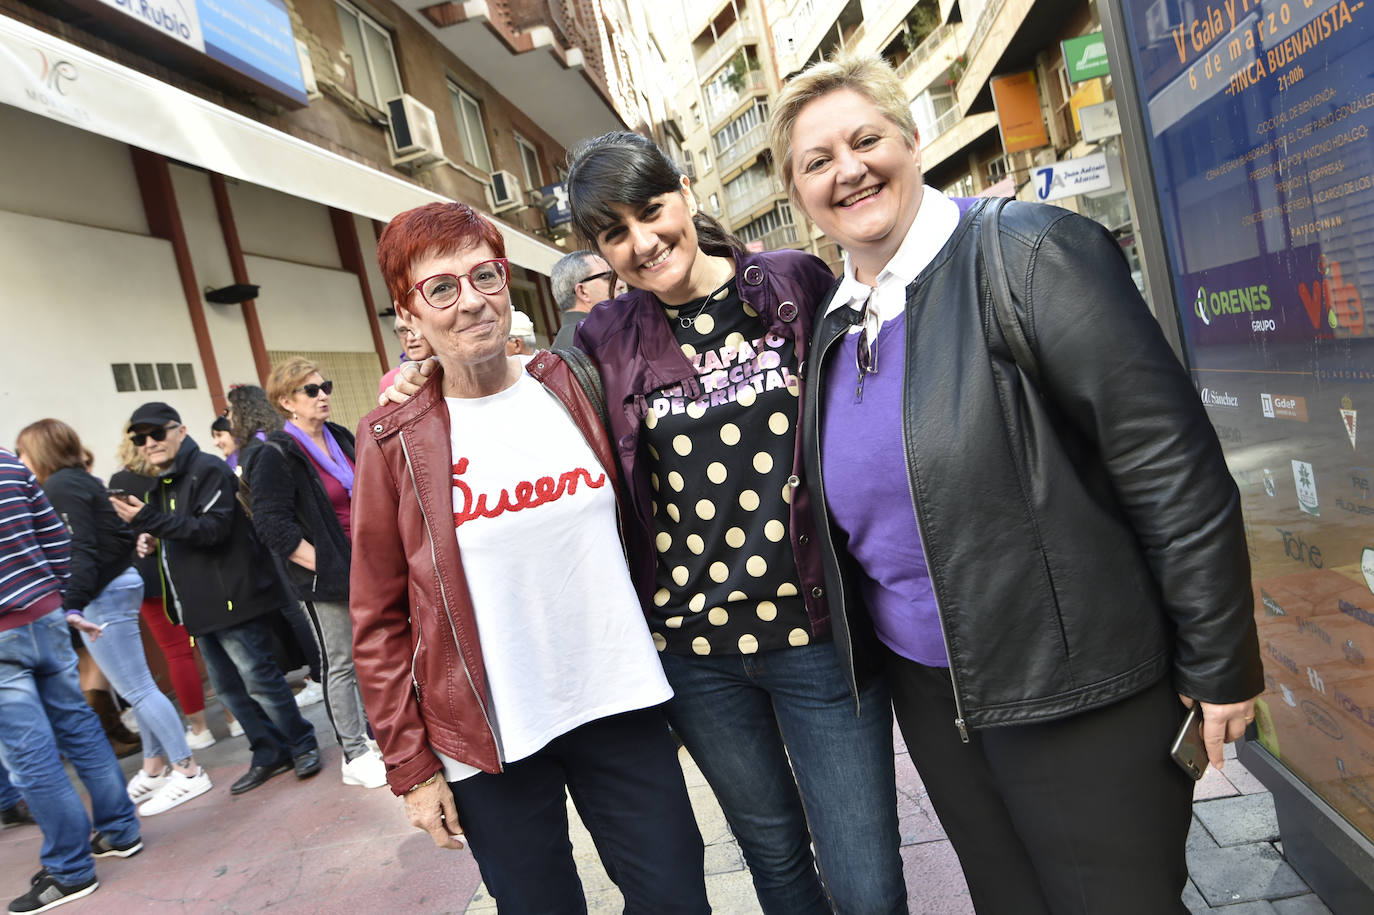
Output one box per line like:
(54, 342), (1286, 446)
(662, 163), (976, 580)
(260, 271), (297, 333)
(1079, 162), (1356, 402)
(1078, 99), (1122, 142)
(92, 0), (307, 105)
(1261, 393), (1309, 422)
(539, 182), (572, 228)
(1063, 32), (1111, 82)
(990, 71), (1050, 154)
(1031, 153), (1113, 202)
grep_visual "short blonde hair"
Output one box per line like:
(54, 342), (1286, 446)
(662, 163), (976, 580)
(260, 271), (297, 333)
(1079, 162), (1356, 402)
(267, 357), (322, 418)
(769, 51), (918, 198)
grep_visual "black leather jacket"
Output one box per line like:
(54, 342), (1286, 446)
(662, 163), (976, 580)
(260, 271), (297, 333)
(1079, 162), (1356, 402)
(803, 201), (1264, 734)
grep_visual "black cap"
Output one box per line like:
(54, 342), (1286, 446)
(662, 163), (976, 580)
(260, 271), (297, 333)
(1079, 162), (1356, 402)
(129, 402), (181, 429)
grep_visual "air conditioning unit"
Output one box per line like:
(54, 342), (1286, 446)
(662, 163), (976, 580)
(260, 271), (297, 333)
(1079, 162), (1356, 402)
(489, 170), (523, 213)
(385, 94), (444, 167)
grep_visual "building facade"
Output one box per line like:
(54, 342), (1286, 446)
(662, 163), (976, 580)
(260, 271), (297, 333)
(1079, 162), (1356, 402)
(0, 0), (666, 469)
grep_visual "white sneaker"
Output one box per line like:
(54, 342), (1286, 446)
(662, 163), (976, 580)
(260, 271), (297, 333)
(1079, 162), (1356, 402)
(294, 678), (324, 708)
(126, 767), (168, 804)
(185, 727), (217, 750)
(138, 768), (212, 816)
(340, 749), (388, 788)
(227, 719), (244, 738)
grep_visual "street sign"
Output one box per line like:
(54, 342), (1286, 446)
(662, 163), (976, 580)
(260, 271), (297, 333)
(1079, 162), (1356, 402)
(1078, 100), (1122, 142)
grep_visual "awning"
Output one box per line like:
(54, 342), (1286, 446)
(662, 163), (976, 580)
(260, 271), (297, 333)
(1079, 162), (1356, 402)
(0, 13), (565, 275)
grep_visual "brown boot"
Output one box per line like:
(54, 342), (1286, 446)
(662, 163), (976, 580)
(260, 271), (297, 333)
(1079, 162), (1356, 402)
(85, 689), (141, 758)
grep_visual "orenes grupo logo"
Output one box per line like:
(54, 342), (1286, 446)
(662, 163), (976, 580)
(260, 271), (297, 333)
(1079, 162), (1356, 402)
(1194, 287), (1210, 325)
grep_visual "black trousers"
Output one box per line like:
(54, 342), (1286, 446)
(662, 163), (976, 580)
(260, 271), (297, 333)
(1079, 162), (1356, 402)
(449, 707), (710, 915)
(886, 650), (1193, 914)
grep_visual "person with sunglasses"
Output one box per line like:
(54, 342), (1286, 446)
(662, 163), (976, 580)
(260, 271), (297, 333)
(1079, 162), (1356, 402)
(549, 249), (626, 351)
(110, 402), (323, 796)
(352, 201), (709, 912)
(240, 360), (387, 789)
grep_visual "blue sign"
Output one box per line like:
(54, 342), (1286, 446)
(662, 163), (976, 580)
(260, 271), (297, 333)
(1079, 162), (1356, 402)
(199, 0), (307, 106)
(540, 182), (572, 228)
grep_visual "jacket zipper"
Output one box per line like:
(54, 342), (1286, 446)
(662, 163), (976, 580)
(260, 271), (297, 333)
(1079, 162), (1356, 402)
(398, 430), (503, 769)
(811, 320), (863, 717)
(897, 304), (969, 743)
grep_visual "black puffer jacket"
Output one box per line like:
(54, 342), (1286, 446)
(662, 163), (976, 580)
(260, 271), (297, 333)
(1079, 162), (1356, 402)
(41, 467), (137, 611)
(128, 435), (291, 635)
(242, 425), (354, 603)
(804, 201), (1264, 735)
(108, 469), (160, 601)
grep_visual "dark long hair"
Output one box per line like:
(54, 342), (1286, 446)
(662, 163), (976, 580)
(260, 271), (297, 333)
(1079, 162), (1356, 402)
(226, 384), (283, 447)
(565, 131), (745, 259)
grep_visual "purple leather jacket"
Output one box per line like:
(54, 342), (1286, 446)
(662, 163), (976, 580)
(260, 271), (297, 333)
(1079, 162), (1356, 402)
(574, 247), (879, 700)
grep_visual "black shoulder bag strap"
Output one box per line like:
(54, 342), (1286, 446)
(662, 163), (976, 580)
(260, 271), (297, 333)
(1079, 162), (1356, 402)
(980, 197), (1042, 390)
(552, 347), (609, 431)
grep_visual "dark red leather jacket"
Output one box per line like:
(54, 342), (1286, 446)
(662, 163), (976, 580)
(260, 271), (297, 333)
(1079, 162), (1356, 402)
(350, 354), (621, 795)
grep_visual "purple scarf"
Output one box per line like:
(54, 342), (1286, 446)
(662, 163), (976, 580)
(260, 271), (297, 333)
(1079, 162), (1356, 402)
(284, 421), (354, 496)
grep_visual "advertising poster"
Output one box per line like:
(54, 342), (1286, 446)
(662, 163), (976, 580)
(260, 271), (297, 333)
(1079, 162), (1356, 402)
(1116, 0), (1374, 838)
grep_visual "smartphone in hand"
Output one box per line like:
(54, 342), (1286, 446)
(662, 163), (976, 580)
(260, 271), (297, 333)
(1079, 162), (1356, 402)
(1170, 704), (1208, 781)
(107, 488), (131, 501)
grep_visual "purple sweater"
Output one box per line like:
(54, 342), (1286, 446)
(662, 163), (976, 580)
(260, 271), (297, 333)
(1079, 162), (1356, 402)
(819, 313), (948, 667)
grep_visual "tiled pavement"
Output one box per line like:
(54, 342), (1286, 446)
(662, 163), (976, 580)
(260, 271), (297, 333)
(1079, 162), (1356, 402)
(0, 692), (1338, 913)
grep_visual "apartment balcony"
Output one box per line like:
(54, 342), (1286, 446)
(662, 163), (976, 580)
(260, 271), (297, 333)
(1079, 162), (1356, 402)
(401, 0), (624, 147)
(706, 70), (768, 128)
(955, 0), (1035, 111)
(758, 220), (805, 250)
(696, 16), (760, 80)
(726, 180), (784, 224)
(784, 0), (850, 74)
(922, 110), (998, 172)
(716, 122), (769, 180)
(898, 22), (961, 98)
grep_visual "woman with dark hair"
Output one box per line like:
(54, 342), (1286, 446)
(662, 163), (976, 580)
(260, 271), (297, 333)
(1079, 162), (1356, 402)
(769, 52), (1263, 912)
(226, 384), (325, 708)
(110, 426), (214, 748)
(565, 132), (904, 913)
(16, 419), (212, 816)
(241, 361), (386, 789)
(354, 201), (709, 912)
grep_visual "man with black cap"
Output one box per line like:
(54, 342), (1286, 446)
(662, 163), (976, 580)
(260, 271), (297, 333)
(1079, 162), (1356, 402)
(109, 402), (322, 795)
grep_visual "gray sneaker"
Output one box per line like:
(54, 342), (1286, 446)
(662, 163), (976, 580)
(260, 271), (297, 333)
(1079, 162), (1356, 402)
(90, 831), (143, 859)
(8, 870), (97, 914)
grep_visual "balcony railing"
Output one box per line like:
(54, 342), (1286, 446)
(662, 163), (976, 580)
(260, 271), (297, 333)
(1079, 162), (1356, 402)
(706, 70), (767, 125)
(716, 121), (768, 174)
(725, 179), (779, 221)
(896, 23), (955, 80)
(696, 17), (759, 79)
(959, 0), (1006, 90)
(928, 105), (961, 141)
(758, 220), (802, 250)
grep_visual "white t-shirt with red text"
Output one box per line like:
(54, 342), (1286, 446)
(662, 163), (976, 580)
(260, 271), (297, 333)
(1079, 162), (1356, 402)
(434, 369), (670, 781)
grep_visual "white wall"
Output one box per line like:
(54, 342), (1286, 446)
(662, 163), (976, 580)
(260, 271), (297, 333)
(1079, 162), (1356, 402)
(247, 255), (375, 353)
(0, 210), (214, 481)
(227, 180), (340, 268)
(0, 105), (147, 235)
(169, 164), (261, 388)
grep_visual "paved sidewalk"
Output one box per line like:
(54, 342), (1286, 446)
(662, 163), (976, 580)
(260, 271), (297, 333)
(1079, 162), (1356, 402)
(0, 695), (1337, 913)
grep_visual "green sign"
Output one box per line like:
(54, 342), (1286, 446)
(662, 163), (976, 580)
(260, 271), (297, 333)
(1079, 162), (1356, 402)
(1062, 32), (1109, 82)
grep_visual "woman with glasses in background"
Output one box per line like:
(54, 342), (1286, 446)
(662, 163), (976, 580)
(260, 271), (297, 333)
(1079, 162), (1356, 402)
(240, 362), (387, 789)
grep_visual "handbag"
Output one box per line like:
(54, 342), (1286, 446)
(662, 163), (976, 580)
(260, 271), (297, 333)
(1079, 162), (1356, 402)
(979, 197), (1042, 389)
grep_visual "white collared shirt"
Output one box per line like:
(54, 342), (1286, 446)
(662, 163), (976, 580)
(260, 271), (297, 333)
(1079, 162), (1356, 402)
(827, 186), (962, 334)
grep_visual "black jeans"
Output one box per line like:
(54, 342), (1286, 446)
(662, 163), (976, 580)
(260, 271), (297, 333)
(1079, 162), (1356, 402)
(450, 707), (709, 915)
(886, 651), (1193, 914)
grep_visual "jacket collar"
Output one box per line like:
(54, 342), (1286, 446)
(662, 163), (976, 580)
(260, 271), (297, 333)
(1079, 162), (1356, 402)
(156, 435), (203, 480)
(365, 363), (449, 441)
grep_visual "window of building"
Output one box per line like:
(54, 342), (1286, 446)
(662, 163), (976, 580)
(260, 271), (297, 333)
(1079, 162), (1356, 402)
(336, 1), (402, 109)
(515, 134), (544, 191)
(449, 84), (494, 172)
(713, 100), (769, 156)
(944, 174), (975, 197)
(701, 148), (712, 173)
(737, 202), (795, 245)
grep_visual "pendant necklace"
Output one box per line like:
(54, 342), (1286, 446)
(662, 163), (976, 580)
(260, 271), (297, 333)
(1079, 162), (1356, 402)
(678, 275), (736, 329)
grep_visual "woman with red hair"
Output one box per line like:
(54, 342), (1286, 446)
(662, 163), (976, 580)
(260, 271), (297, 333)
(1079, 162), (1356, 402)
(351, 202), (709, 913)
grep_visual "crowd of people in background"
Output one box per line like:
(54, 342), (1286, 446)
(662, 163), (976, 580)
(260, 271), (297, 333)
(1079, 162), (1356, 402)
(2, 49), (1266, 915)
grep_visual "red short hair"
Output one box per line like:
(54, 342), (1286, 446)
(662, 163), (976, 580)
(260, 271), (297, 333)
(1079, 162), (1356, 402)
(377, 202), (507, 308)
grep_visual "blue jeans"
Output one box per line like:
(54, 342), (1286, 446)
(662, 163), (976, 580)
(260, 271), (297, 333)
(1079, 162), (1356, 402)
(197, 614), (316, 767)
(79, 567), (191, 765)
(0, 757), (20, 809)
(0, 610), (140, 884)
(659, 641), (906, 915)
(451, 707), (709, 914)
